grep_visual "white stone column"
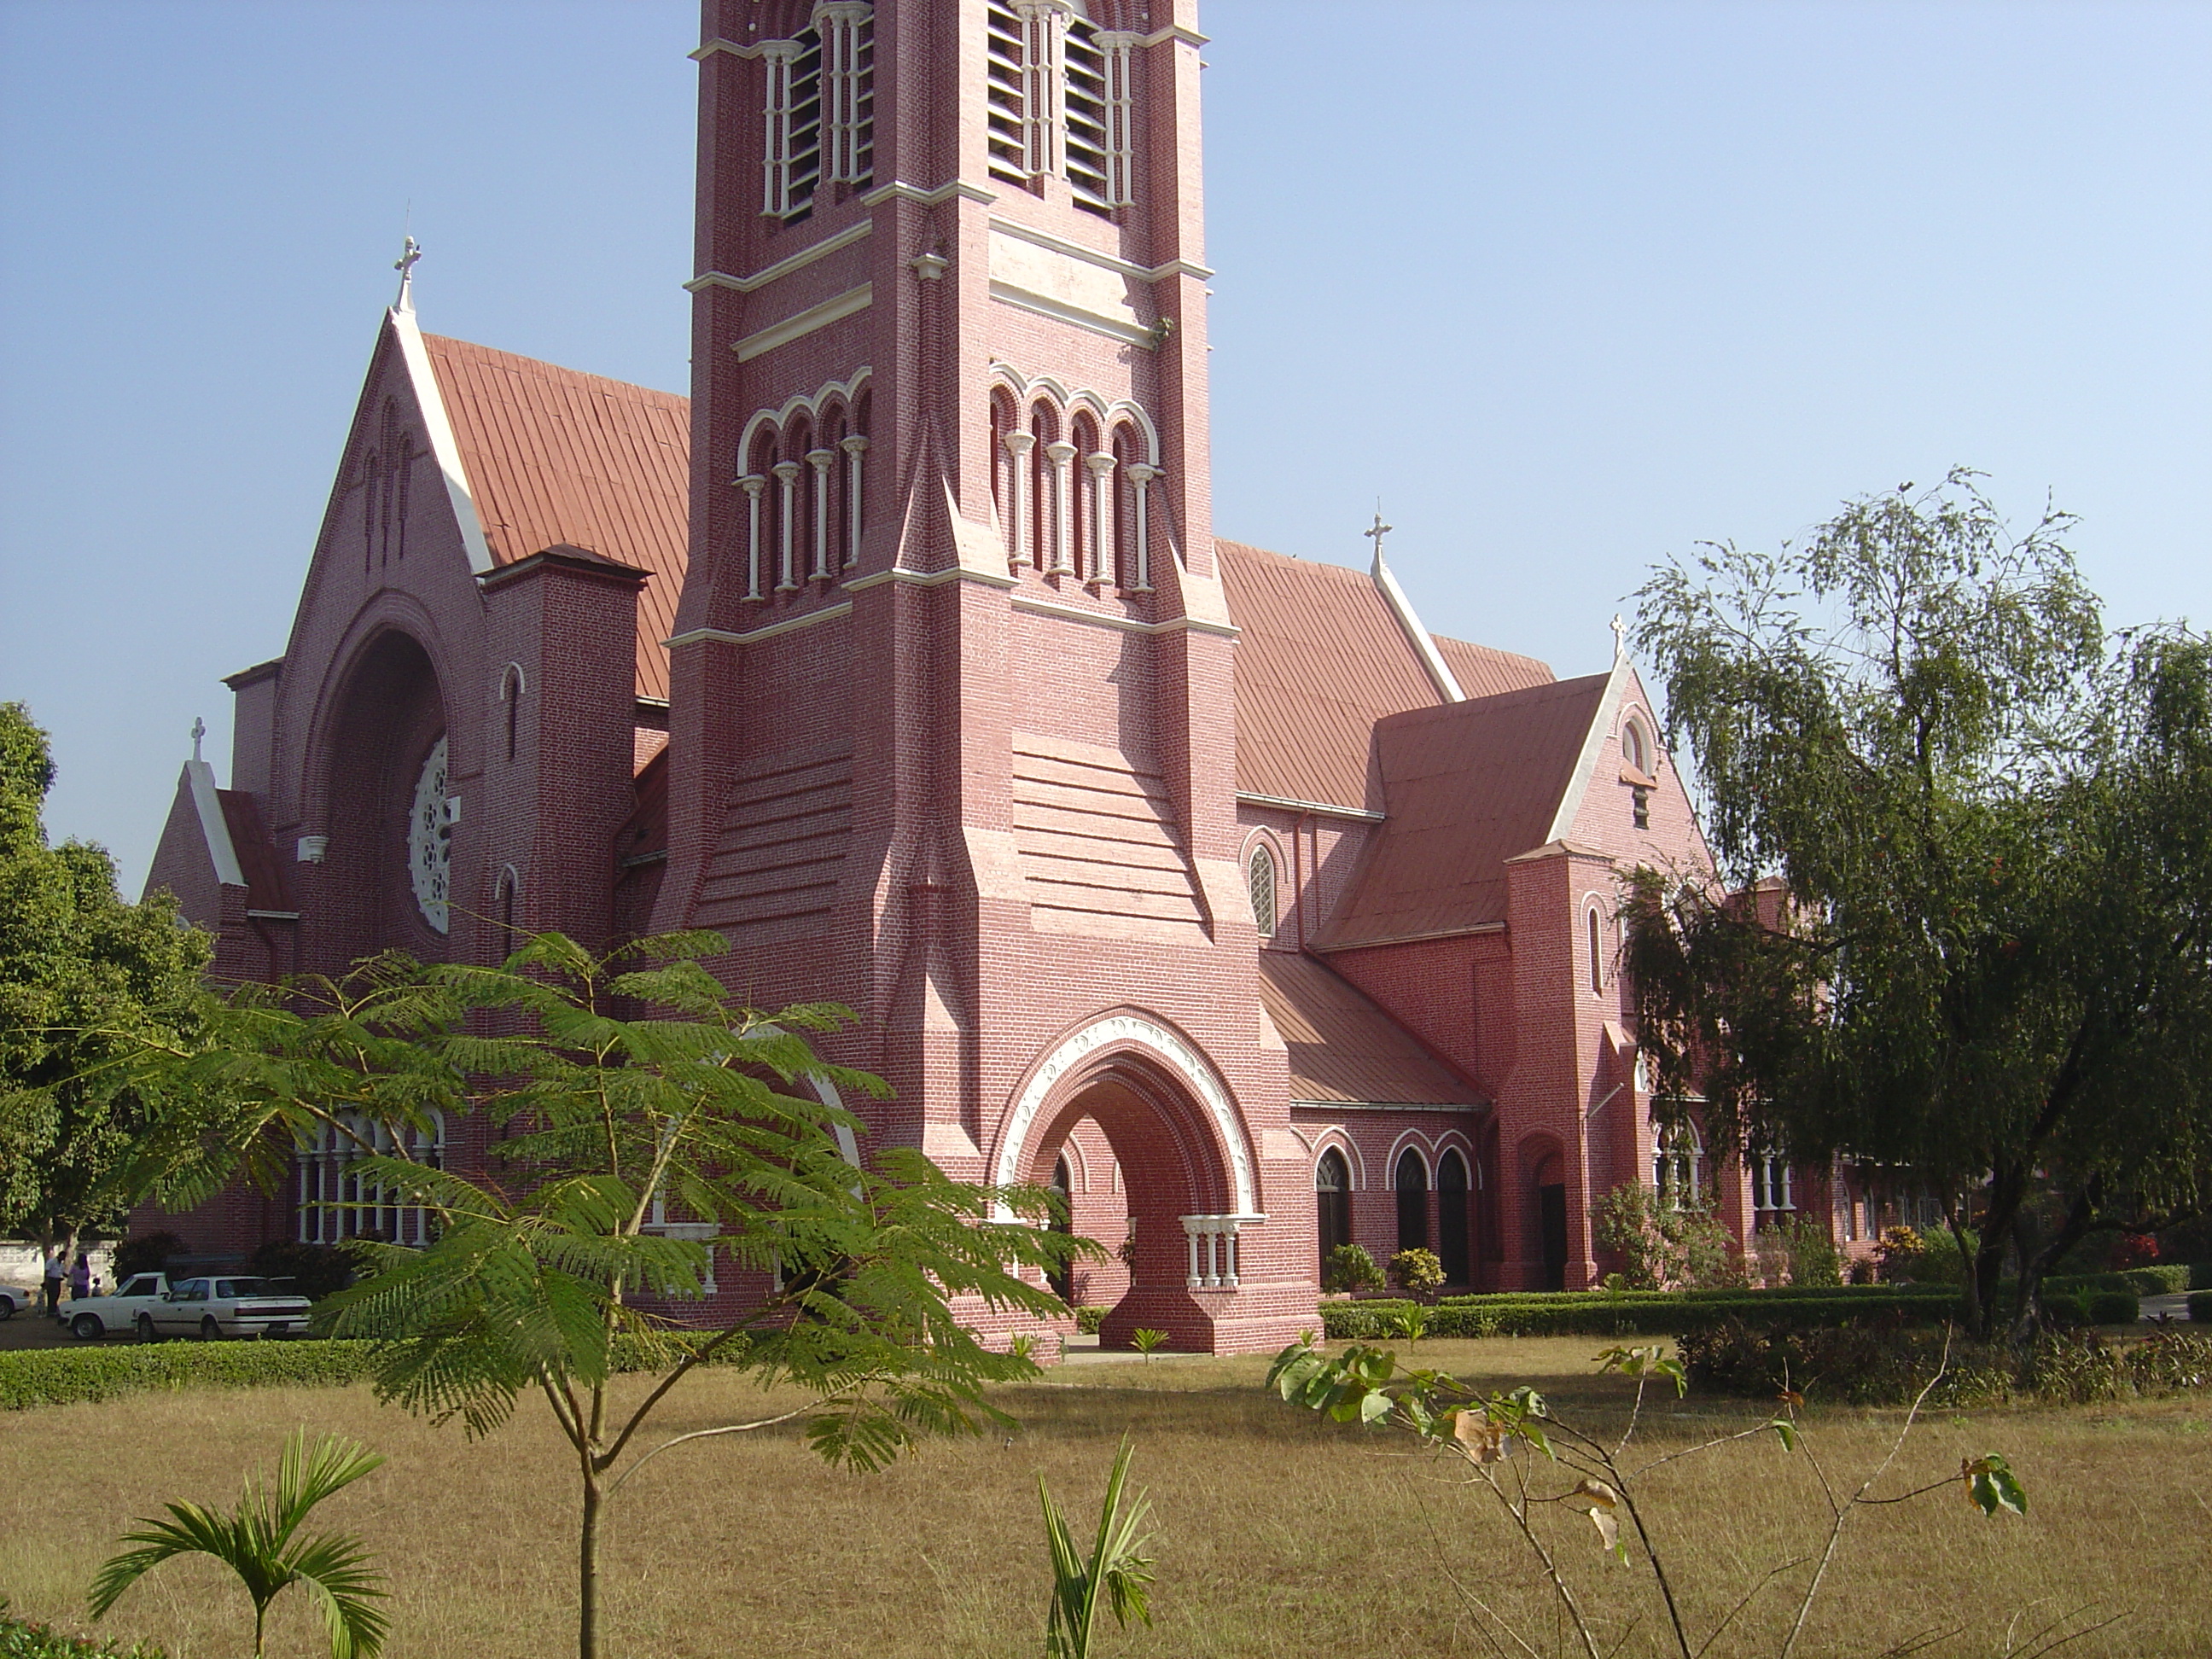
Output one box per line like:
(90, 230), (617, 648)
(1045, 440), (1077, 573)
(737, 474), (767, 602)
(813, 3), (872, 183)
(840, 434), (869, 568)
(1183, 1220), (1202, 1289)
(1084, 451), (1117, 585)
(1125, 463), (1158, 591)
(760, 40), (803, 217)
(806, 448), (835, 580)
(1096, 32), (1138, 207)
(772, 459), (801, 591)
(1002, 429), (1035, 569)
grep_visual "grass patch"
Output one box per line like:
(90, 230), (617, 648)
(3, 1338), (2207, 1656)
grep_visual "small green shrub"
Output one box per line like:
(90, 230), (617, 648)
(1779, 1214), (1842, 1288)
(1676, 1318), (2015, 1408)
(111, 1234), (185, 1283)
(1322, 1244), (1382, 1295)
(1073, 1305), (1106, 1336)
(2084, 1289), (2141, 1325)
(1680, 1323), (2212, 1408)
(2186, 1291), (2212, 1324)
(1387, 1249), (1443, 1299)
(0, 1597), (167, 1657)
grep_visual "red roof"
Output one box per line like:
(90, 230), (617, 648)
(1313, 672), (1613, 950)
(1217, 541), (1551, 812)
(1258, 952), (1481, 1105)
(422, 335), (690, 702)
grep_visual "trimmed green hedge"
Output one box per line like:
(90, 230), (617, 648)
(2188, 1291), (2212, 1324)
(1318, 1284), (2139, 1342)
(2049, 1265), (2209, 1295)
(0, 1332), (745, 1412)
(0, 1339), (380, 1410)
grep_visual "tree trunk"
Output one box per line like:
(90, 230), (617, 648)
(1969, 1161), (2031, 1342)
(2011, 1185), (2098, 1349)
(579, 1461), (603, 1659)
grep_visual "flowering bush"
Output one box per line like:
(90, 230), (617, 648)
(2110, 1232), (2162, 1270)
(0, 1598), (166, 1658)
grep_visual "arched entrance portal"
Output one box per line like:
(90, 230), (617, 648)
(995, 1013), (1282, 1355)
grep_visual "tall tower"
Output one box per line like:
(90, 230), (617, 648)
(658, 0), (1312, 1353)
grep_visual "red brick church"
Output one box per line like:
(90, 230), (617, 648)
(145, 0), (1857, 1352)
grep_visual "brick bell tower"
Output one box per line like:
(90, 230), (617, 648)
(658, 0), (1317, 1353)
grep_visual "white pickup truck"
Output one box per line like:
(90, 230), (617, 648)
(64, 1272), (314, 1342)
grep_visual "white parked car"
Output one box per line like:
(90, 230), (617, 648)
(66, 1273), (314, 1342)
(0, 1283), (30, 1320)
(61, 1272), (175, 1340)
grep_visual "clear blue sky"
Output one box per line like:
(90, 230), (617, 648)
(3, 1), (2206, 892)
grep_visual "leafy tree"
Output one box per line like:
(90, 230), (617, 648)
(90, 1429), (388, 1659)
(128, 931), (1085, 1659)
(1626, 471), (2212, 1340)
(0, 704), (208, 1255)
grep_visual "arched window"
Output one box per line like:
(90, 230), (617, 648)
(496, 865), (521, 962)
(298, 1112), (445, 1247)
(1654, 1123), (1702, 1211)
(1622, 717), (1650, 776)
(1436, 1150), (1470, 1284)
(1048, 1155), (1075, 1301)
(1315, 1148), (1352, 1266)
(500, 664), (524, 763)
(1394, 1147), (1429, 1253)
(1588, 907), (1605, 993)
(1247, 844), (1277, 938)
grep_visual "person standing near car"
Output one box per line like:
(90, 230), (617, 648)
(67, 1253), (91, 1310)
(41, 1246), (66, 1320)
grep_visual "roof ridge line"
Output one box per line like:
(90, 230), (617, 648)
(1370, 545), (1464, 704)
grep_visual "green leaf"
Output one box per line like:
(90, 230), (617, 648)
(1964, 1452), (2028, 1517)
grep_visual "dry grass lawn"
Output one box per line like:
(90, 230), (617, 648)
(3, 1336), (2207, 1657)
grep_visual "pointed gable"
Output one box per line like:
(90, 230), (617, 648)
(420, 335), (690, 701)
(1218, 540), (1551, 812)
(1312, 672), (1615, 950)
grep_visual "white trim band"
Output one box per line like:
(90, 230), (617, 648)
(734, 282), (873, 361)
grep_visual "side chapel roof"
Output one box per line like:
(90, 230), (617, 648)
(1312, 672), (1616, 951)
(1257, 952), (1481, 1107)
(1215, 540), (1551, 812)
(419, 333), (690, 702)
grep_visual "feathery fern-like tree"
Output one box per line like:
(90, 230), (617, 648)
(89, 1429), (387, 1659)
(129, 930), (1087, 1659)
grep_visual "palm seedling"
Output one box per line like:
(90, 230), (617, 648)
(90, 1429), (389, 1659)
(1039, 1437), (1155, 1659)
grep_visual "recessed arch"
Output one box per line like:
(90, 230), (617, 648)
(992, 1010), (1258, 1218)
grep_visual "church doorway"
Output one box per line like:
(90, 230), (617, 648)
(1003, 1020), (1265, 1354)
(1539, 1185), (1569, 1291)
